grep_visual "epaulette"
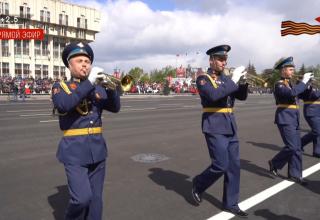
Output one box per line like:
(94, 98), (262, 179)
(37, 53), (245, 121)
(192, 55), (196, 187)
(205, 74), (218, 88)
(60, 81), (72, 95)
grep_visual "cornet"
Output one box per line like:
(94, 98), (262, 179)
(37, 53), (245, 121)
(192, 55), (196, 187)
(96, 73), (134, 92)
(224, 67), (268, 87)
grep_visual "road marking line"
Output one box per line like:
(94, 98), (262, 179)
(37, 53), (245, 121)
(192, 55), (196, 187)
(7, 109), (48, 113)
(40, 119), (59, 123)
(207, 162), (320, 220)
(121, 107), (157, 112)
(20, 113), (51, 117)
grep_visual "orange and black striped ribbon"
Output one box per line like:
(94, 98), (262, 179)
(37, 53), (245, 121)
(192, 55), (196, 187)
(281, 20), (320, 36)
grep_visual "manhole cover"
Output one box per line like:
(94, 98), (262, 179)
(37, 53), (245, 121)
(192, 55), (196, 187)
(131, 153), (170, 163)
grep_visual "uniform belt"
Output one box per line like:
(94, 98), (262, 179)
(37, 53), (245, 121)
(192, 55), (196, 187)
(277, 104), (299, 109)
(63, 127), (102, 136)
(203, 107), (233, 113)
(304, 101), (320, 104)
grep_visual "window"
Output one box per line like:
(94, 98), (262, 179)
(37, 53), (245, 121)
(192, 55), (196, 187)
(20, 5), (31, 19)
(77, 16), (87, 29)
(15, 63), (22, 78)
(42, 65), (48, 79)
(57, 26), (67, 36)
(53, 38), (59, 58)
(0, 2), (9, 15)
(2, 62), (9, 77)
(14, 40), (22, 56)
(34, 40), (41, 56)
(23, 64), (30, 78)
(42, 37), (49, 56)
(40, 9), (50, 23)
(59, 13), (68, 26)
(35, 64), (41, 79)
(1, 40), (9, 57)
(23, 40), (29, 55)
(61, 66), (66, 78)
(53, 66), (59, 79)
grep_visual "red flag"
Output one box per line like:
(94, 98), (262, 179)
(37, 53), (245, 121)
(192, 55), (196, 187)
(316, 17), (320, 23)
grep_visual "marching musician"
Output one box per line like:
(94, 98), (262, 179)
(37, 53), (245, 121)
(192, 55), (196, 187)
(51, 42), (120, 220)
(299, 80), (320, 158)
(191, 45), (249, 217)
(268, 57), (313, 185)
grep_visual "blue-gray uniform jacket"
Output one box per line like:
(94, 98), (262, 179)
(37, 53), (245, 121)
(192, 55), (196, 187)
(196, 71), (248, 135)
(273, 78), (306, 126)
(52, 79), (120, 165)
(299, 85), (320, 117)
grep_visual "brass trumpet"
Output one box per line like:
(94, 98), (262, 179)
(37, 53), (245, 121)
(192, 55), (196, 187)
(96, 73), (134, 92)
(224, 67), (268, 87)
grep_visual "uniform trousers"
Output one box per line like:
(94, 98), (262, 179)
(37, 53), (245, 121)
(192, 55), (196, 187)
(194, 133), (240, 210)
(64, 160), (106, 220)
(271, 125), (302, 178)
(301, 116), (320, 155)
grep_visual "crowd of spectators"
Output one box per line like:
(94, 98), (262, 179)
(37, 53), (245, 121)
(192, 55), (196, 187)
(0, 76), (272, 98)
(0, 76), (56, 96)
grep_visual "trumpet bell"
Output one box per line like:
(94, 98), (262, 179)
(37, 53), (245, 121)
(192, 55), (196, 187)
(120, 75), (134, 92)
(97, 73), (133, 92)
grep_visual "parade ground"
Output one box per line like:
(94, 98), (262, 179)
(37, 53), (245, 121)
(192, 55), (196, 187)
(0, 94), (319, 220)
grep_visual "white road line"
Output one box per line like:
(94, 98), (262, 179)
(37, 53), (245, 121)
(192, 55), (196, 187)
(7, 109), (49, 113)
(40, 119), (59, 123)
(207, 162), (320, 220)
(121, 107), (157, 112)
(20, 113), (51, 117)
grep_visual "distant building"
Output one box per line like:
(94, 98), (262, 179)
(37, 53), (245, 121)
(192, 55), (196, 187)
(0, 0), (101, 79)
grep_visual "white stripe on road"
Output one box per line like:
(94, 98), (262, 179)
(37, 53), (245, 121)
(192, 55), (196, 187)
(20, 113), (51, 117)
(40, 119), (59, 123)
(207, 162), (320, 220)
(7, 109), (49, 113)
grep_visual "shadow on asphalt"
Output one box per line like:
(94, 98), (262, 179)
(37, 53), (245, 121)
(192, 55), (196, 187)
(303, 180), (320, 195)
(148, 168), (222, 209)
(247, 141), (316, 159)
(254, 209), (302, 220)
(240, 159), (274, 179)
(47, 185), (69, 220)
(247, 141), (281, 152)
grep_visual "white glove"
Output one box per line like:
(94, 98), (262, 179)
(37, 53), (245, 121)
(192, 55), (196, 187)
(88, 67), (104, 84)
(232, 66), (247, 83)
(302, 72), (314, 84)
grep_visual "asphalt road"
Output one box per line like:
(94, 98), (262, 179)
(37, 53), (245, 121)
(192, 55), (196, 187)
(0, 94), (319, 220)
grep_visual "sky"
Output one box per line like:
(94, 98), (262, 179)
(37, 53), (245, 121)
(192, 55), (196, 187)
(68, 0), (320, 74)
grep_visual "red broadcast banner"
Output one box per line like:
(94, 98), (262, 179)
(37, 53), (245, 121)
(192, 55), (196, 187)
(0, 29), (44, 40)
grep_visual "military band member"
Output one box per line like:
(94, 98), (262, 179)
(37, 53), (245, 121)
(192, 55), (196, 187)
(52, 42), (120, 220)
(299, 82), (320, 158)
(268, 57), (313, 185)
(192, 45), (249, 217)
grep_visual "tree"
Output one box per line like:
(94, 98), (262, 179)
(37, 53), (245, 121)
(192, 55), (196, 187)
(247, 62), (257, 76)
(139, 73), (150, 84)
(298, 64), (306, 76)
(128, 67), (144, 84)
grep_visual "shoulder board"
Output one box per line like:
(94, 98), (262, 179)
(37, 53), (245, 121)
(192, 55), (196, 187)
(205, 74), (218, 88)
(60, 81), (72, 95)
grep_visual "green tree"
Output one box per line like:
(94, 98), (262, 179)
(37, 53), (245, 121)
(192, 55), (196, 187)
(128, 67), (144, 84)
(140, 73), (150, 84)
(298, 64), (306, 76)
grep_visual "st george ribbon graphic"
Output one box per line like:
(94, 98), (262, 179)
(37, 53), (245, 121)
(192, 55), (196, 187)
(281, 17), (320, 36)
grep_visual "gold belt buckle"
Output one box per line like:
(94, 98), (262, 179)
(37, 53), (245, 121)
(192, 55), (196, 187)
(88, 127), (93, 134)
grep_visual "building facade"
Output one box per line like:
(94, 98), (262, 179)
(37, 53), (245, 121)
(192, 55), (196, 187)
(0, 0), (101, 79)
